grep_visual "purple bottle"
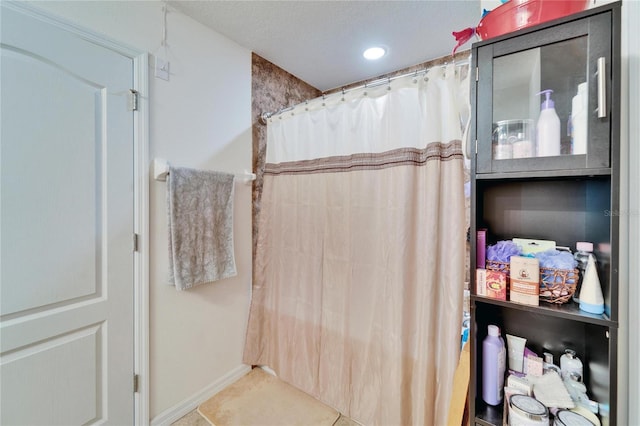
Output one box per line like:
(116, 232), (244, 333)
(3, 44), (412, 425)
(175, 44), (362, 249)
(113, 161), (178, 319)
(482, 325), (506, 406)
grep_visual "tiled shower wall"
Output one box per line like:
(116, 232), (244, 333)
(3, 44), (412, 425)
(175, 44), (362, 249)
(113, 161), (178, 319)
(251, 51), (471, 284)
(251, 54), (321, 276)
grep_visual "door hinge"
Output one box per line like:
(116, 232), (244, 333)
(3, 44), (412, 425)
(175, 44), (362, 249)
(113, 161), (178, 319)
(128, 89), (138, 111)
(475, 67), (479, 82)
(133, 233), (139, 252)
(475, 139), (478, 155)
(134, 374), (139, 393)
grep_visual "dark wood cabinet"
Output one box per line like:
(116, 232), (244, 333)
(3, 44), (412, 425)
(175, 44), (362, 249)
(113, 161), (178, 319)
(469, 3), (621, 425)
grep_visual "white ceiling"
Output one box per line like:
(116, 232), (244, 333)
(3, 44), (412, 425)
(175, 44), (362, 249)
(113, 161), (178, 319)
(169, 1), (482, 92)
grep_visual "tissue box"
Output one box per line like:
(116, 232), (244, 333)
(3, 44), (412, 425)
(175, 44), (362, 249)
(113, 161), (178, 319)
(509, 256), (540, 306)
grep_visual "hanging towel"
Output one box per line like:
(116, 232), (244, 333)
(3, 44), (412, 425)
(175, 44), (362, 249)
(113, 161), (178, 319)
(167, 166), (237, 290)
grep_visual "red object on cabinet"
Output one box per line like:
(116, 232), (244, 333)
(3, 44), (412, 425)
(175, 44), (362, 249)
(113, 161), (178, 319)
(476, 0), (589, 41)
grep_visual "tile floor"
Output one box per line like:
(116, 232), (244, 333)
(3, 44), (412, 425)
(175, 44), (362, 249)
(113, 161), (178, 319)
(172, 410), (209, 426)
(172, 409), (360, 426)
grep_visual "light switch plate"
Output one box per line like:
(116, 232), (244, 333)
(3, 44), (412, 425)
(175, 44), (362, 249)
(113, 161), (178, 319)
(155, 57), (169, 81)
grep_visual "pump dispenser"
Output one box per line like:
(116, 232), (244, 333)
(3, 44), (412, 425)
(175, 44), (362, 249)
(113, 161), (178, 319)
(536, 90), (561, 157)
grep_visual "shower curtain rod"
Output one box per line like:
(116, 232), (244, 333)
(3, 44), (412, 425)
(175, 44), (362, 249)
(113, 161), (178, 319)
(260, 56), (471, 125)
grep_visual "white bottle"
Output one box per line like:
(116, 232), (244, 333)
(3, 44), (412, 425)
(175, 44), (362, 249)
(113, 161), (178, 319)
(543, 352), (561, 375)
(560, 349), (583, 381)
(571, 83), (588, 155)
(536, 89), (561, 157)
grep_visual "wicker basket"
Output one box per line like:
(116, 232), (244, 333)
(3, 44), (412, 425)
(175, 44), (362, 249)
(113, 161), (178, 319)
(485, 260), (578, 304)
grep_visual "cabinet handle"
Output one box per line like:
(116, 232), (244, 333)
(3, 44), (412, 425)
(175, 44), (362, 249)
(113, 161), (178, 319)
(597, 57), (607, 118)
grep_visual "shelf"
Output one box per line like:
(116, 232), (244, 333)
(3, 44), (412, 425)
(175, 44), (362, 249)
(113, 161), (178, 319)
(469, 4), (621, 424)
(474, 401), (504, 426)
(471, 295), (616, 327)
(475, 167), (611, 181)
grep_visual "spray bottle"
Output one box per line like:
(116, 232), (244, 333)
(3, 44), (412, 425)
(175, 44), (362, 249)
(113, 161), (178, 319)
(536, 90), (561, 157)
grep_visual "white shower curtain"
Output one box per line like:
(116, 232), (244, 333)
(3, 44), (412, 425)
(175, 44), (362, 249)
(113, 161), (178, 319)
(244, 65), (469, 425)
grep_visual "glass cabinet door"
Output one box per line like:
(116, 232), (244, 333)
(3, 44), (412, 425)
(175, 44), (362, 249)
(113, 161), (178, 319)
(475, 12), (612, 174)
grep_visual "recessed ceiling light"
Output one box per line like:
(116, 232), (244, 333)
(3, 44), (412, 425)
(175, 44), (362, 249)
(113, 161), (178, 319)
(363, 46), (386, 60)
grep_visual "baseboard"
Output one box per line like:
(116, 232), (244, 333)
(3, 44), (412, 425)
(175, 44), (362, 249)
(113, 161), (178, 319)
(150, 364), (251, 426)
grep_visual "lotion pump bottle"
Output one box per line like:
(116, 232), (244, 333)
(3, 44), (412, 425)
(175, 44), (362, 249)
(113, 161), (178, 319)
(536, 90), (561, 157)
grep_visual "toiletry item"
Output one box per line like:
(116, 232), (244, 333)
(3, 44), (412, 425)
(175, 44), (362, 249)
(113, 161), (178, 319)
(487, 240), (522, 263)
(525, 354), (544, 377)
(507, 373), (533, 396)
(563, 372), (589, 404)
(570, 83), (588, 155)
(510, 256), (540, 306)
(573, 242), (594, 303)
(543, 352), (561, 375)
(555, 409), (597, 426)
(597, 243), (612, 318)
(493, 119), (534, 159)
(599, 404), (610, 426)
(477, 229), (487, 269)
(563, 371), (600, 417)
(579, 253), (605, 314)
(570, 405), (602, 426)
(476, 268), (487, 297)
(530, 370), (575, 408)
(504, 387), (526, 406)
(536, 90), (561, 157)
(482, 325), (506, 406)
(492, 129), (513, 159)
(513, 238), (556, 255)
(506, 334), (527, 373)
(560, 349), (583, 381)
(509, 395), (549, 426)
(512, 130), (534, 158)
(486, 270), (507, 300)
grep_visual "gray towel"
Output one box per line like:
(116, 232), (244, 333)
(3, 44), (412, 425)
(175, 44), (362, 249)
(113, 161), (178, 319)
(167, 166), (237, 290)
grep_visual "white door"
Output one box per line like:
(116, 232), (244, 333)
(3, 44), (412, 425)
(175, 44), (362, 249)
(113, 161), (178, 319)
(1, 5), (135, 425)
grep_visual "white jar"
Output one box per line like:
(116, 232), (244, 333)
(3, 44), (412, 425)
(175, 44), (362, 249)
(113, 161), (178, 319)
(554, 409), (596, 426)
(509, 395), (549, 426)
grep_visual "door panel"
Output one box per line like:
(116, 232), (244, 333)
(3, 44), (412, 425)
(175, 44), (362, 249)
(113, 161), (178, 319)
(1, 324), (103, 424)
(2, 48), (102, 316)
(1, 5), (134, 425)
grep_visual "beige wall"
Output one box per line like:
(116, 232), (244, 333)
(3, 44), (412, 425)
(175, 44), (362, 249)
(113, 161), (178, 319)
(27, 1), (253, 420)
